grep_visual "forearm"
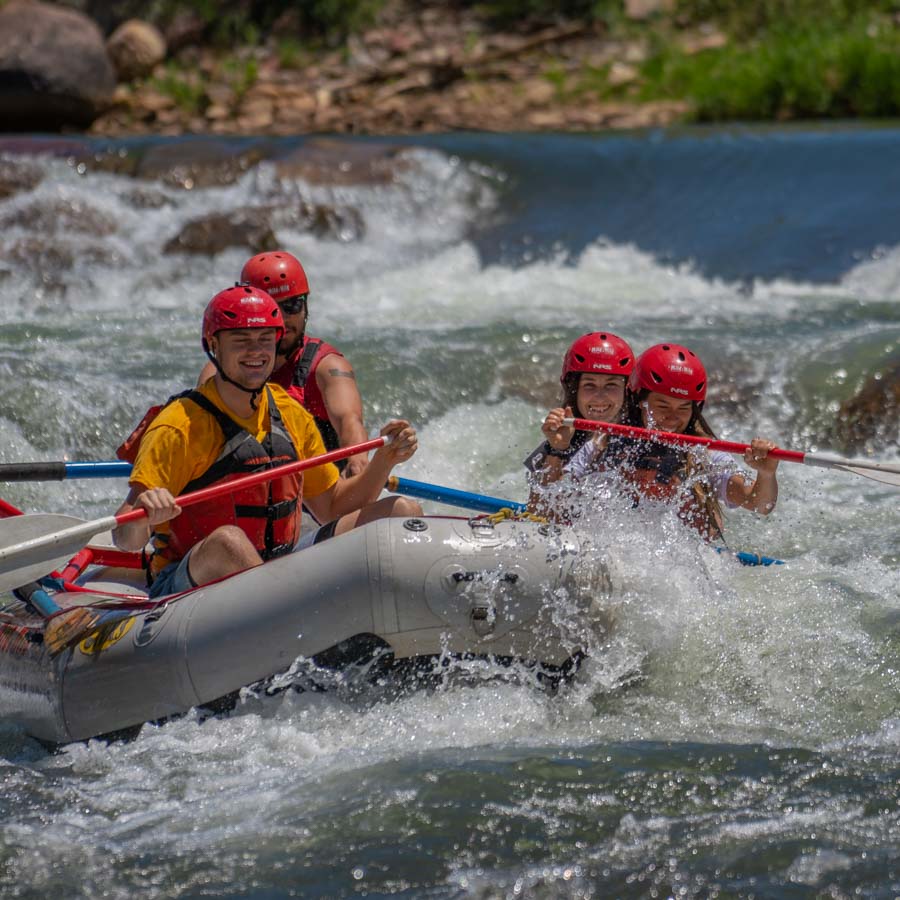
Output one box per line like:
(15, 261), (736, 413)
(326, 452), (394, 518)
(111, 507), (150, 551)
(742, 472), (778, 515)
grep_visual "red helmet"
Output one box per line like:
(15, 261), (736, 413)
(240, 250), (309, 300)
(202, 284), (284, 351)
(561, 332), (634, 382)
(628, 343), (707, 402)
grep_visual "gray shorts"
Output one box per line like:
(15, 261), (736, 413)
(294, 519), (339, 550)
(149, 522), (339, 598)
(148, 550), (195, 599)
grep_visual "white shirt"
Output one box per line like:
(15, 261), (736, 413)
(567, 436), (743, 507)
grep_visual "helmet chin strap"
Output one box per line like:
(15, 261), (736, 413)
(205, 348), (263, 411)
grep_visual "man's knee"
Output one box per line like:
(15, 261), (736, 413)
(195, 525), (262, 572)
(207, 524), (257, 553)
(390, 496), (422, 517)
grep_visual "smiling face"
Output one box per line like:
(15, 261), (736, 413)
(641, 390), (695, 433)
(575, 373), (627, 422)
(211, 327), (279, 390)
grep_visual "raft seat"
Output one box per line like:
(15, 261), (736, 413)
(75, 566), (149, 597)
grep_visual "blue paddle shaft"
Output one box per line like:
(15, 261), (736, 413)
(0, 460), (132, 482)
(389, 477), (525, 515)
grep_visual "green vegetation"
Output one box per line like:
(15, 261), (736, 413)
(539, 0), (900, 121)
(640, 18), (900, 120)
(149, 54), (259, 113)
(221, 55), (259, 100)
(276, 36), (310, 70)
(150, 63), (207, 115)
(673, 0), (899, 37)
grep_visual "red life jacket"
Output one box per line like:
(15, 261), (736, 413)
(599, 438), (722, 540)
(144, 388), (303, 574)
(270, 335), (343, 452)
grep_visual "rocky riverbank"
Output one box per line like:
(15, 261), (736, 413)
(3, 0), (900, 137)
(1, 0), (707, 136)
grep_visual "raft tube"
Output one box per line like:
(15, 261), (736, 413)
(0, 516), (615, 745)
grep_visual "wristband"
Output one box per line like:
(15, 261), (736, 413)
(543, 442), (572, 460)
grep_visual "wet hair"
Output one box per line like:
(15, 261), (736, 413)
(561, 372), (581, 415)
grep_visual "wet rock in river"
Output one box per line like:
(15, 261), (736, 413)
(0, 196), (118, 237)
(8, 236), (122, 276)
(0, 0), (116, 131)
(134, 140), (269, 189)
(0, 157), (43, 199)
(832, 357), (900, 454)
(120, 187), (176, 210)
(162, 209), (279, 256)
(285, 200), (365, 242)
(163, 197), (366, 255)
(275, 138), (413, 187)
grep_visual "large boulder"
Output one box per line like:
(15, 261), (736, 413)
(163, 210), (279, 256)
(832, 357), (900, 454)
(275, 138), (413, 187)
(0, 0), (116, 131)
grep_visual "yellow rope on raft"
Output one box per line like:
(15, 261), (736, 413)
(483, 507), (548, 525)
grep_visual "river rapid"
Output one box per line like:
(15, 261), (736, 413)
(0, 127), (898, 898)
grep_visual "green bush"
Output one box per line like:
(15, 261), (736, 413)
(150, 63), (208, 114)
(674, 0), (900, 38)
(637, 16), (900, 120)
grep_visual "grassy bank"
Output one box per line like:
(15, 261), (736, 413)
(631, 5), (900, 120)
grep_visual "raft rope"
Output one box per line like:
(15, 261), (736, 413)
(482, 507), (548, 525)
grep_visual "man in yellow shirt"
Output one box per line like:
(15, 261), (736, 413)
(113, 284), (420, 599)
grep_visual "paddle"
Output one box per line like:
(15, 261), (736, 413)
(0, 495), (116, 653)
(0, 436), (387, 595)
(387, 475), (525, 515)
(386, 475), (782, 566)
(0, 460), (132, 482)
(563, 418), (900, 488)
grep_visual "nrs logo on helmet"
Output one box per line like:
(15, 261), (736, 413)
(201, 284), (286, 352)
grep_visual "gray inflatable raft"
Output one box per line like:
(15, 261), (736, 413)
(0, 515), (615, 745)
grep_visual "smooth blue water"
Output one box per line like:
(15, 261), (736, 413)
(0, 126), (898, 898)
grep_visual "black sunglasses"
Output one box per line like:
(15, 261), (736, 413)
(278, 293), (308, 315)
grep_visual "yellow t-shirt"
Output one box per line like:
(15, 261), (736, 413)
(130, 380), (339, 535)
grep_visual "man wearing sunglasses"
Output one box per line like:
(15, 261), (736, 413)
(200, 250), (369, 477)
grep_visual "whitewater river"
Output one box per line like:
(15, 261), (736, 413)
(0, 127), (897, 897)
